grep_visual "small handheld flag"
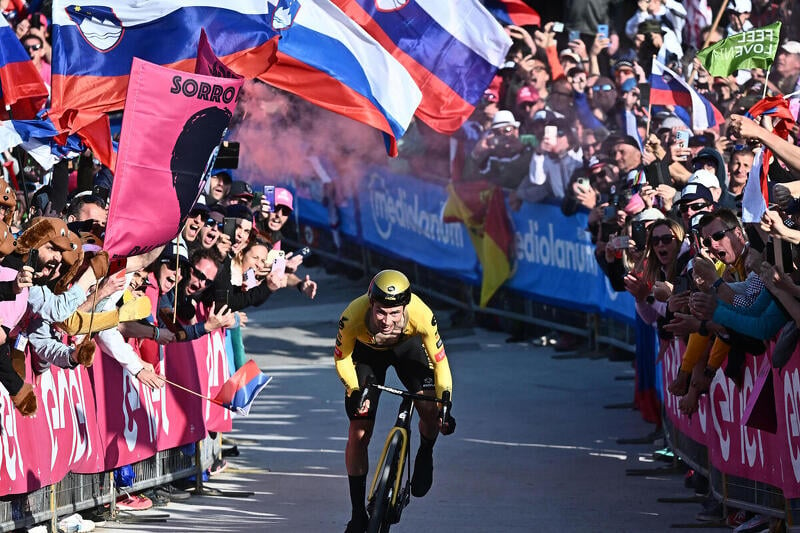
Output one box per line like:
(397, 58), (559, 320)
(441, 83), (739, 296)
(696, 22), (781, 77)
(213, 360), (272, 416)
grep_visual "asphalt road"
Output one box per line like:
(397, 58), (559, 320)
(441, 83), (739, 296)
(96, 266), (730, 533)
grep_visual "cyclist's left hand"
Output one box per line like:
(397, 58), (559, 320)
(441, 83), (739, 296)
(439, 412), (456, 435)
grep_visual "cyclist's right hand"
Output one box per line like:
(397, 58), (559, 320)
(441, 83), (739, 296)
(439, 412), (456, 435)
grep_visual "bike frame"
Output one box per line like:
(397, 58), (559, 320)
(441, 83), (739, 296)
(368, 395), (414, 509)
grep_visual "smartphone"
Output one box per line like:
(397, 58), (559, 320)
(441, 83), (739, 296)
(296, 246), (311, 259)
(673, 275), (689, 294)
(271, 256), (286, 277)
(26, 248), (38, 269)
(631, 221), (647, 251)
(263, 186), (275, 213)
(603, 205), (617, 222)
(222, 217), (237, 240)
(675, 130), (691, 161)
(266, 249), (285, 265)
(244, 268), (258, 289)
(611, 236), (630, 250)
(552, 21), (564, 33)
(544, 125), (557, 145)
(568, 30), (581, 42)
(597, 24), (609, 39)
(576, 177), (590, 191)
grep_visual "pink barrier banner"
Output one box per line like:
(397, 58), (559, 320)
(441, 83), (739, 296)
(91, 327), (232, 470)
(0, 320), (238, 492)
(0, 360), (103, 495)
(663, 339), (800, 498)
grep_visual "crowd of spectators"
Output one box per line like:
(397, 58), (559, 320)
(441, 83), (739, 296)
(447, 0), (800, 528)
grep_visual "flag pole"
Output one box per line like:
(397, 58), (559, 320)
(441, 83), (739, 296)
(162, 377), (226, 407)
(702, 0), (730, 50)
(644, 55), (656, 141)
(173, 230), (182, 324)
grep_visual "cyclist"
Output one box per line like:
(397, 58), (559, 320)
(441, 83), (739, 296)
(335, 270), (455, 533)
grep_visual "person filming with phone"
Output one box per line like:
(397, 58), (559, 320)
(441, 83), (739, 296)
(463, 109), (535, 189)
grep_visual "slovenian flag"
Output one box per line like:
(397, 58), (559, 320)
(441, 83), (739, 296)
(213, 360), (272, 416)
(0, 16), (48, 120)
(259, 0), (422, 156)
(0, 116), (84, 170)
(649, 57), (723, 130)
(483, 0), (541, 27)
(328, 0), (512, 135)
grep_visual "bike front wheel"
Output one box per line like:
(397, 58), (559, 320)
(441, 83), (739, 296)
(367, 433), (402, 533)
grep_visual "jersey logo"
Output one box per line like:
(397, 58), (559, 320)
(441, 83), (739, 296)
(334, 346), (343, 359)
(336, 338), (342, 347)
(434, 349), (446, 362)
(338, 317), (348, 330)
(436, 338), (443, 349)
(431, 315), (437, 327)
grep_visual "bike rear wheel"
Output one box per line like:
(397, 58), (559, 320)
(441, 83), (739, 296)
(367, 433), (402, 533)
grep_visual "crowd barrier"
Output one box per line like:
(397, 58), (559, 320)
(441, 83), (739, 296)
(286, 166), (800, 525)
(289, 168), (636, 349)
(661, 339), (800, 524)
(0, 327), (232, 531)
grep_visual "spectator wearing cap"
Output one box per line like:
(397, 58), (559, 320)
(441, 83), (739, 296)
(464, 109), (535, 189)
(559, 48), (583, 76)
(610, 135), (644, 182)
(633, 19), (682, 75)
(773, 41), (800, 96)
(206, 171), (232, 206)
(191, 205), (223, 255)
(513, 116), (581, 205)
(257, 187), (294, 246)
(675, 182), (715, 230)
(625, 0), (687, 46)
(690, 149), (736, 210)
(515, 85), (542, 131)
(613, 59), (637, 88)
(613, 78), (644, 144)
(725, 0), (754, 36)
(181, 202), (209, 245)
(225, 180), (254, 207)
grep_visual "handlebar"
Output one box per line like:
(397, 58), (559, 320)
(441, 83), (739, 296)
(359, 381), (452, 409)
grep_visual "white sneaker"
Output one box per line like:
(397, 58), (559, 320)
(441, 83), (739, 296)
(57, 513), (95, 533)
(27, 526), (48, 533)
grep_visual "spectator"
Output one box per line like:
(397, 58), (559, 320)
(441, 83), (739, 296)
(463, 110), (536, 188)
(725, 0), (754, 36)
(513, 116), (581, 205)
(205, 170), (232, 206)
(772, 41), (800, 95)
(20, 33), (49, 88)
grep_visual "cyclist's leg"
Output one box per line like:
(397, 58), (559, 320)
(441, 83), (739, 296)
(344, 345), (388, 530)
(392, 338), (438, 497)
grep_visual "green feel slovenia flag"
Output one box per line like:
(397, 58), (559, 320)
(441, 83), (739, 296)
(696, 22), (781, 77)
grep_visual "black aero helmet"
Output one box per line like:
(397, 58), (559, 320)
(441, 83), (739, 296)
(368, 270), (411, 307)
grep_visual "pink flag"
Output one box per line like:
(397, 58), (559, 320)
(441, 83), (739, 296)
(195, 28), (249, 80)
(104, 58), (243, 258)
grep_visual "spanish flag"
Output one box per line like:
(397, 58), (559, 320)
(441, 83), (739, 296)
(443, 180), (513, 307)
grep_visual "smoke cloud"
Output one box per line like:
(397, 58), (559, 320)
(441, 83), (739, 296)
(229, 80), (389, 192)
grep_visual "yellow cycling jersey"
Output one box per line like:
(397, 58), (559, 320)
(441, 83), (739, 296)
(334, 293), (452, 400)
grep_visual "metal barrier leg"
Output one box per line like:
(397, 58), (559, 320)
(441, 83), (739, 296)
(49, 484), (56, 533)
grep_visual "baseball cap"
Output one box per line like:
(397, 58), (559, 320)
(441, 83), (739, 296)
(613, 134), (641, 151)
(688, 169), (720, 190)
(211, 170), (233, 183)
(678, 183), (714, 204)
(727, 0), (751, 13)
(781, 41), (800, 55)
(632, 208), (666, 223)
(516, 86), (539, 105)
(491, 109), (520, 129)
(274, 187), (294, 211)
(614, 59), (634, 73)
(229, 180), (254, 199)
(559, 49), (582, 64)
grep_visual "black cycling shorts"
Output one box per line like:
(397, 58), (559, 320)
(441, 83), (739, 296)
(344, 336), (435, 421)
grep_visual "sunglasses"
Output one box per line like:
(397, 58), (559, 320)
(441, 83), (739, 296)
(204, 218), (223, 229)
(702, 227), (735, 248)
(191, 266), (211, 284)
(593, 84), (613, 92)
(679, 201), (710, 213)
(25, 44), (42, 51)
(650, 234), (675, 246)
